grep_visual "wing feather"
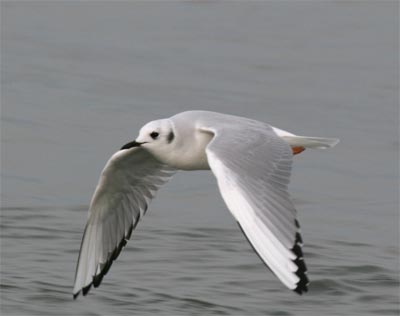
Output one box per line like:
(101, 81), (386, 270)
(73, 147), (175, 298)
(202, 123), (309, 294)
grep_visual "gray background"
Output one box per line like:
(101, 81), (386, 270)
(1, 1), (398, 315)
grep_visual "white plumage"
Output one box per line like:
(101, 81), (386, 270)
(73, 111), (339, 298)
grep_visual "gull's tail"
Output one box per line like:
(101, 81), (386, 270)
(271, 127), (339, 152)
(281, 135), (340, 149)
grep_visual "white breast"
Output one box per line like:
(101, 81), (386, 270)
(164, 128), (213, 171)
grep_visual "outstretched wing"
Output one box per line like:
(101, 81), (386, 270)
(201, 123), (309, 294)
(73, 147), (175, 298)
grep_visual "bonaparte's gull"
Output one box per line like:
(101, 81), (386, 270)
(73, 111), (339, 298)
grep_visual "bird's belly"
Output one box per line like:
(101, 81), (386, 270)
(167, 150), (211, 171)
(178, 153), (210, 171)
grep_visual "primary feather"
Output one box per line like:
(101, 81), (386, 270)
(73, 148), (175, 298)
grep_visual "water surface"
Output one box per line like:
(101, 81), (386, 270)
(1, 2), (398, 315)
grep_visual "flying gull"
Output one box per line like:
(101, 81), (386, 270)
(73, 110), (339, 298)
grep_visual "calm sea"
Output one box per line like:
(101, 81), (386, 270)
(1, 2), (398, 315)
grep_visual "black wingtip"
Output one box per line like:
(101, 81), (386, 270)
(293, 282), (309, 295)
(293, 260), (309, 295)
(293, 266), (309, 295)
(74, 221), (137, 298)
(82, 283), (92, 296)
(93, 272), (104, 288)
(291, 222), (309, 295)
(237, 220), (310, 294)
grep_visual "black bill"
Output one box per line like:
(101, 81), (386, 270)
(120, 141), (143, 150)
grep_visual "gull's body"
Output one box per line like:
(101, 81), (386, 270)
(73, 111), (339, 298)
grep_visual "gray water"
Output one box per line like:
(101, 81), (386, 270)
(1, 2), (399, 315)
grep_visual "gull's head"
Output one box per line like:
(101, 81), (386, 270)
(120, 119), (175, 153)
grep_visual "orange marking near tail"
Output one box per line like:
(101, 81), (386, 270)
(292, 146), (305, 155)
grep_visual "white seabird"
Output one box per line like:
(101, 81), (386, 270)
(73, 110), (339, 298)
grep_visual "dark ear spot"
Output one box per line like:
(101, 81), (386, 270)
(167, 131), (175, 144)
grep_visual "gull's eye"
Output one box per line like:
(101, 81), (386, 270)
(150, 132), (159, 139)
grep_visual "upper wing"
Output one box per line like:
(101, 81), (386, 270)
(73, 147), (175, 298)
(201, 124), (309, 294)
